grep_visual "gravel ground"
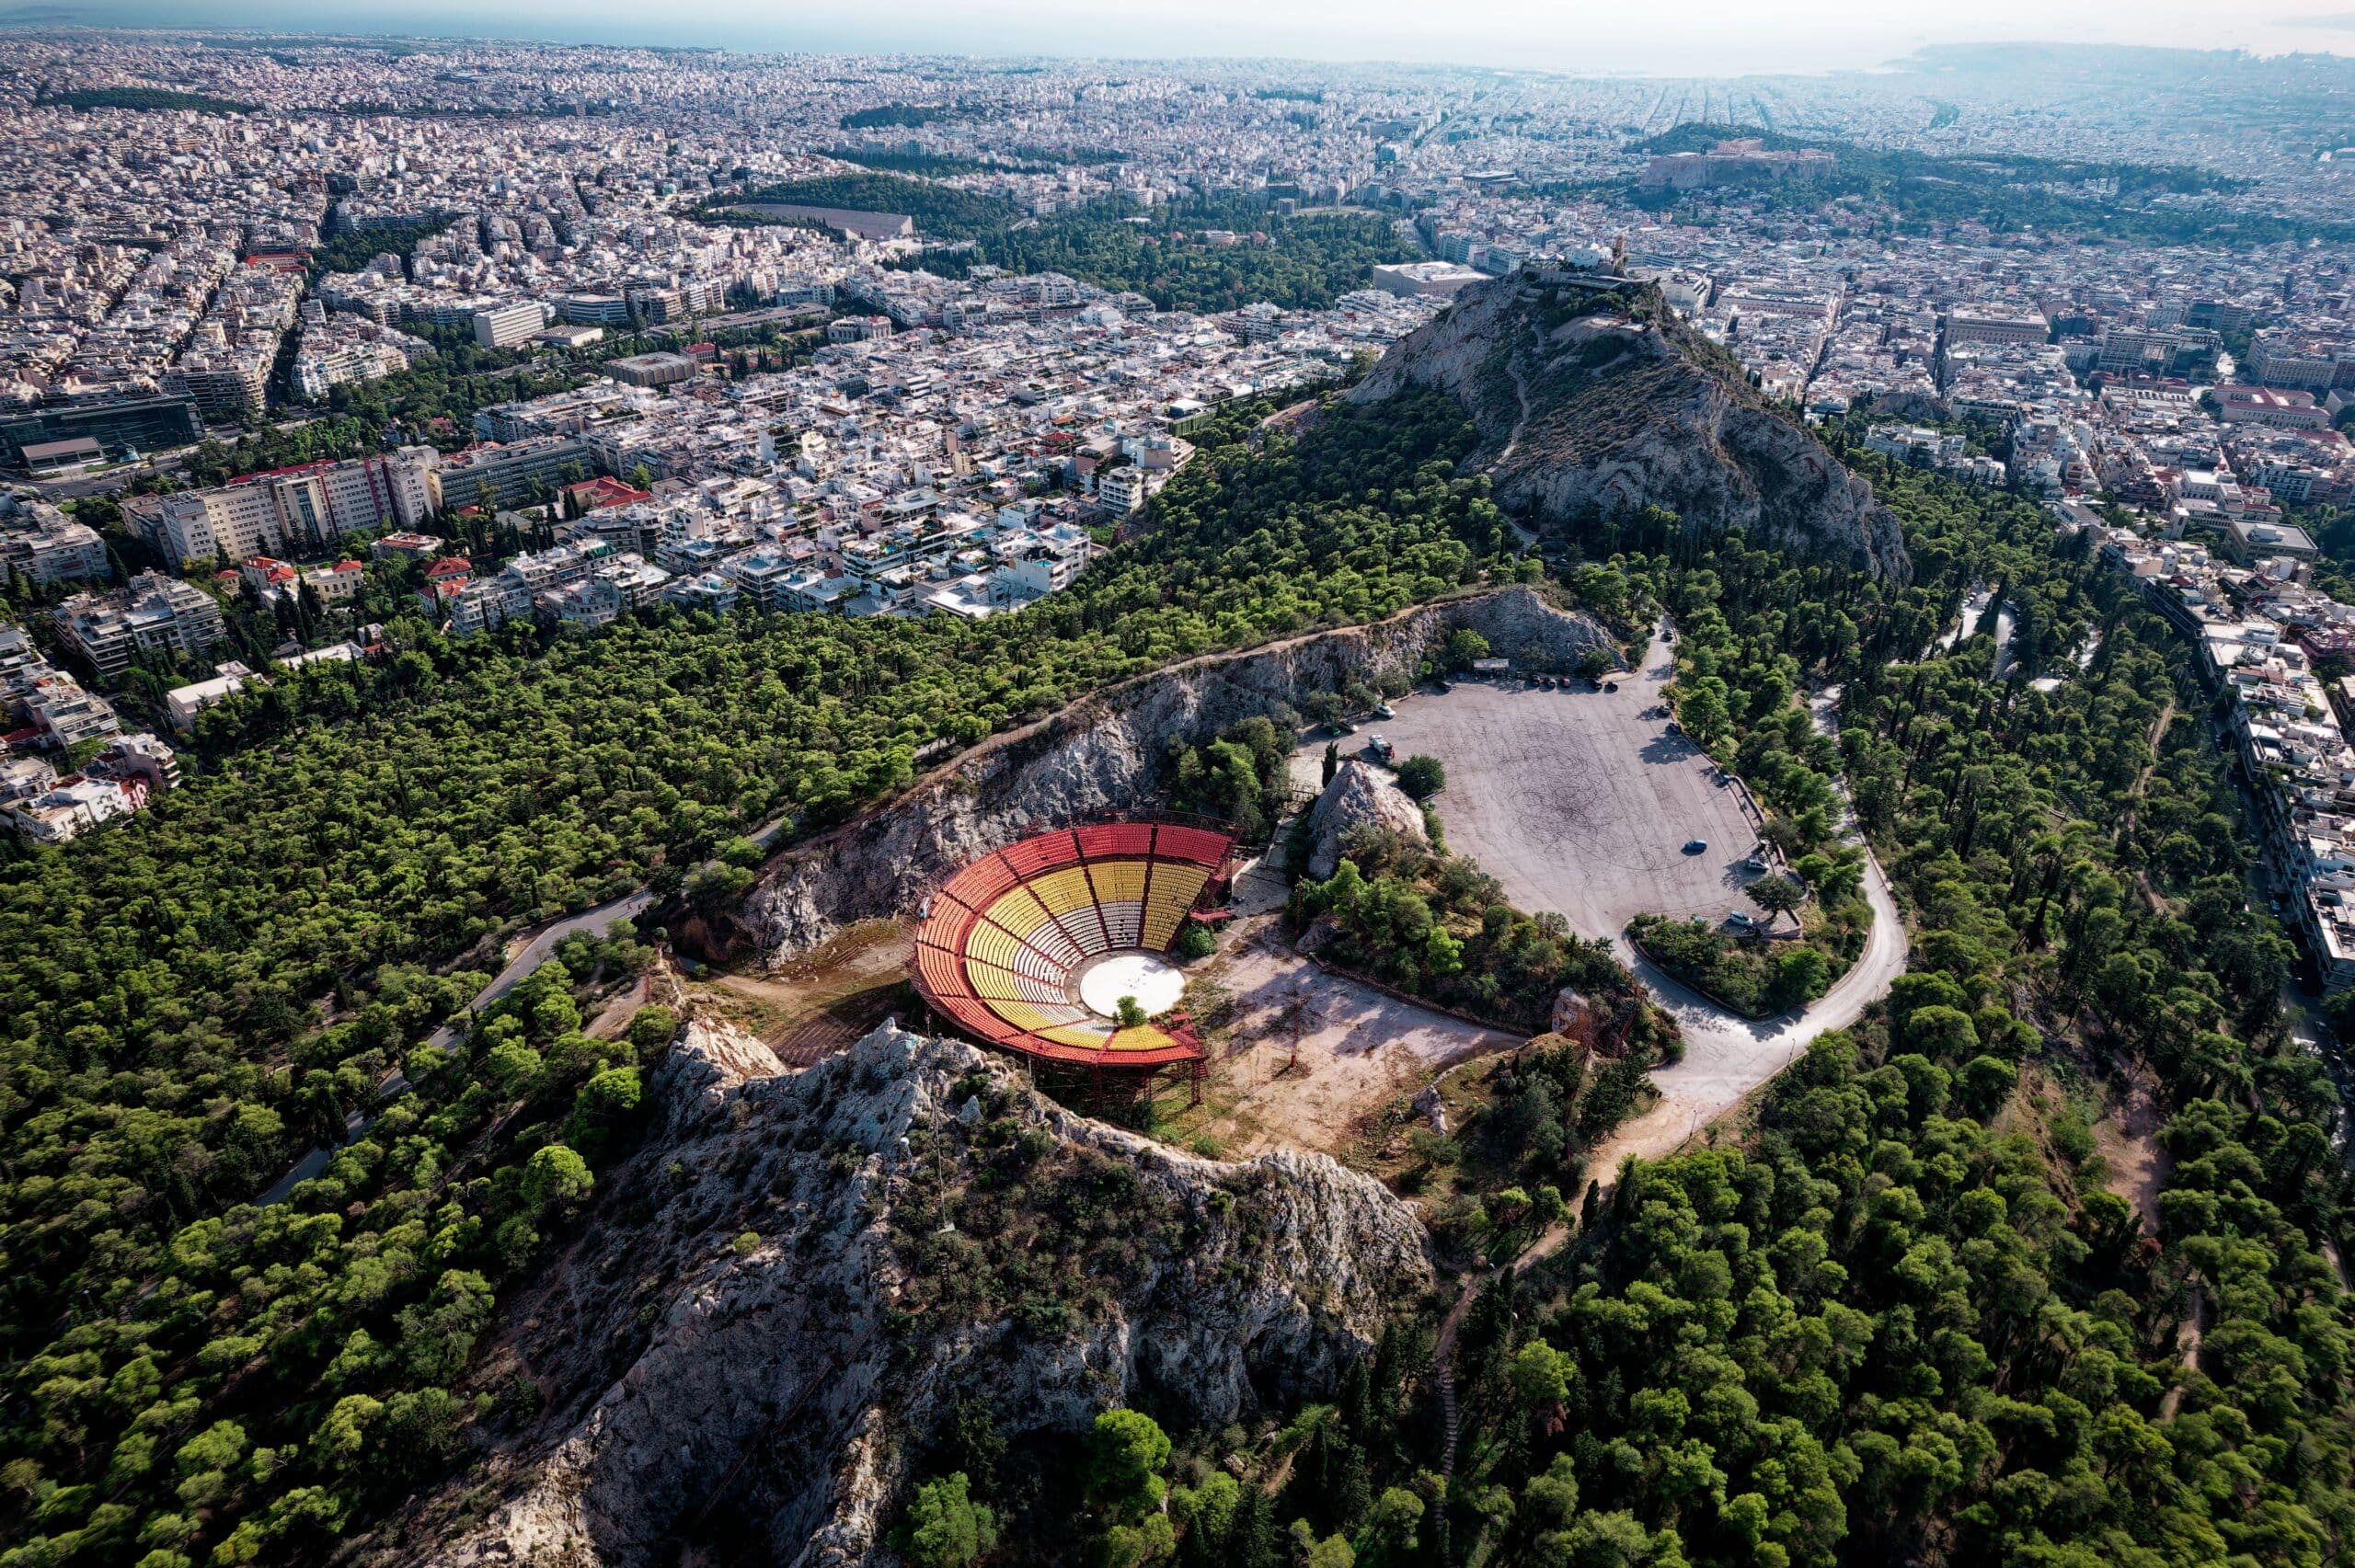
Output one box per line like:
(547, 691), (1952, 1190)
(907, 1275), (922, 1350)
(1289, 634), (1767, 940)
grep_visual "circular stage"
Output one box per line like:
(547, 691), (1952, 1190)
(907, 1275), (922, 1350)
(1078, 951), (1186, 1019)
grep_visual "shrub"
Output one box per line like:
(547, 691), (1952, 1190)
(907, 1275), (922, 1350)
(1393, 754), (1445, 800)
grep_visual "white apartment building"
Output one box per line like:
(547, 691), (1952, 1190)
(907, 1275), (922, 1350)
(8, 776), (133, 844)
(474, 301), (549, 349)
(293, 337), (411, 402)
(143, 449), (442, 567)
(0, 504), (109, 586)
(53, 574), (228, 677)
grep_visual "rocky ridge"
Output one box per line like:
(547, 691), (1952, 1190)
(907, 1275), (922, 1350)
(1351, 271), (1911, 582)
(739, 584), (1613, 962)
(398, 1020), (1432, 1567)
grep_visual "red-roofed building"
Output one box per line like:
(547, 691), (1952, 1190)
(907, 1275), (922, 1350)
(240, 556), (298, 601)
(303, 559), (366, 602)
(564, 476), (653, 513)
(372, 532), (442, 561)
(418, 555), (474, 613)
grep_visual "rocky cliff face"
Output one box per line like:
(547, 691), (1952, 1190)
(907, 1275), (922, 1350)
(1352, 273), (1911, 582)
(397, 1020), (1431, 1567)
(739, 585), (1613, 962)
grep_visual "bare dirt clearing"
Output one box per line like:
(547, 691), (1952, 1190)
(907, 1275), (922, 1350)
(1161, 922), (1515, 1159)
(2095, 1073), (2170, 1233)
(690, 920), (914, 1068)
(1287, 631), (1907, 1173)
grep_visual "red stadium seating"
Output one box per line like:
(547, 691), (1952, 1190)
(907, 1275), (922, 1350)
(1077, 822), (1155, 858)
(911, 821), (1235, 1069)
(1000, 830), (1081, 878)
(1153, 825), (1233, 868)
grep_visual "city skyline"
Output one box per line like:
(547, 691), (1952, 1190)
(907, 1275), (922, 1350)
(31, 0), (2355, 76)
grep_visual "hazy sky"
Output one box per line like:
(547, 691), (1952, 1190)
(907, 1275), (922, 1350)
(42, 0), (2355, 76)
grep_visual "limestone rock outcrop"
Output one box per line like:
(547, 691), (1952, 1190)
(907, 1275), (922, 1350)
(1304, 759), (1430, 881)
(1351, 271), (1911, 583)
(392, 1020), (1433, 1568)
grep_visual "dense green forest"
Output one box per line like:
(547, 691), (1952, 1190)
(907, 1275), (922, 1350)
(305, 217), (447, 280)
(0, 387), (1521, 1565)
(904, 192), (1412, 313)
(825, 147), (1123, 178)
(37, 87), (259, 117)
(711, 174), (1017, 242)
(826, 147), (997, 178)
(840, 103), (962, 131)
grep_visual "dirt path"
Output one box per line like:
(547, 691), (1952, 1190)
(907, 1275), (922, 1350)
(2094, 1073), (2169, 1233)
(256, 891), (652, 1207)
(2160, 1288), (2205, 1420)
(1499, 350), (1534, 469)
(2117, 697), (2177, 911)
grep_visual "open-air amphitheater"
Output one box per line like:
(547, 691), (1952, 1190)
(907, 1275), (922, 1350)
(909, 818), (1235, 1102)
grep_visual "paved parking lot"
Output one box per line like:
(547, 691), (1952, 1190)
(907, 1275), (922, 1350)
(1281, 628), (1909, 1168)
(1290, 633), (1766, 942)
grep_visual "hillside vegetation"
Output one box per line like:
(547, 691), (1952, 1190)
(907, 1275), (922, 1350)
(0, 386), (1520, 1565)
(909, 192), (1411, 313)
(1618, 122), (2346, 246)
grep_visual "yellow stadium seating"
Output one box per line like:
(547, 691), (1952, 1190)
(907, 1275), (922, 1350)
(983, 889), (1053, 938)
(966, 961), (1026, 1001)
(965, 921), (1022, 975)
(1141, 864), (1212, 948)
(1027, 865), (1097, 918)
(1088, 861), (1147, 904)
(990, 999), (1088, 1033)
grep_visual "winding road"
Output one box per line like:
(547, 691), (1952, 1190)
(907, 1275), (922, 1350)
(1425, 649), (1908, 1447)
(255, 890), (652, 1206)
(1295, 625), (1908, 1167)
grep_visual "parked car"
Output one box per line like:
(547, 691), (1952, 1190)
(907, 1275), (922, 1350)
(1603, 681), (1618, 692)
(1745, 853), (1768, 873)
(1665, 721), (1682, 737)
(1683, 838), (1707, 854)
(1728, 911), (1755, 929)
(1373, 702), (1396, 719)
(1368, 735), (1395, 761)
